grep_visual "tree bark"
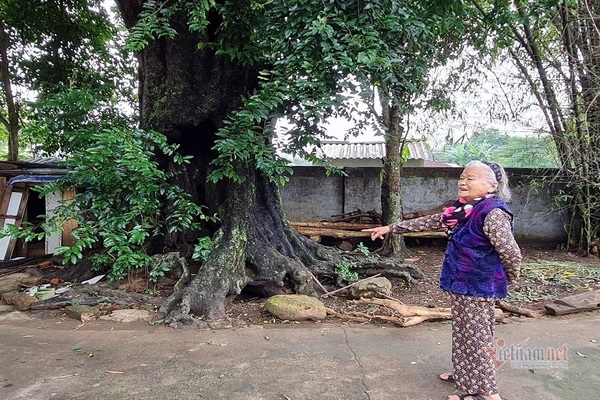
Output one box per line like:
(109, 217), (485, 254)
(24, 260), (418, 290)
(378, 87), (409, 258)
(0, 21), (19, 161)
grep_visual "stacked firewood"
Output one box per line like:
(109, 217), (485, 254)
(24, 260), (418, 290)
(290, 202), (453, 241)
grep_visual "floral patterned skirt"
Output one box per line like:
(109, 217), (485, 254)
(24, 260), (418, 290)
(450, 293), (498, 395)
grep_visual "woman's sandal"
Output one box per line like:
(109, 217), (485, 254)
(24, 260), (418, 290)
(455, 395), (486, 400)
(439, 373), (456, 383)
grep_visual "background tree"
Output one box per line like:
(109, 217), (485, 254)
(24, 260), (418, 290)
(0, 0), (118, 160)
(371, 1), (466, 257)
(462, 0), (600, 252)
(433, 128), (559, 168)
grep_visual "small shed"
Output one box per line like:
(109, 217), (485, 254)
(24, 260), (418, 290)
(0, 159), (75, 261)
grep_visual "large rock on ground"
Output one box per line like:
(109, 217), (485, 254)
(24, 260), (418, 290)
(348, 277), (392, 299)
(99, 309), (153, 323)
(0, 273), (33, 295)
(65, 305), (101, 322)
(2, 291), (16, 305)
(19, 275), (44, 287)
(264, 294), (326, 321)
(12, 293), (40, 311)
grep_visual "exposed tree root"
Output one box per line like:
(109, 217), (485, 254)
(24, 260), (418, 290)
(154, 171), (426, 329)
(327, 298), (510, 327)
(350, 297), (452, 326)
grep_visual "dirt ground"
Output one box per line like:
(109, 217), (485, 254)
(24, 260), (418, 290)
(3, 242), (600, 327)
(226, 242), (600, 325)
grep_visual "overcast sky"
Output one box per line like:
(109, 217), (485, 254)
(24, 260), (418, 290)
(318, 58), (548, 148)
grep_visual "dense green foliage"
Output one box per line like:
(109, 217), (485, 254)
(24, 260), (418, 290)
(0, 0), (129, 159)
(0, 1), (215, 280)
(4, 92), (215, 280)
(434, 130), (559, 168)
(126, 0), (466, 183)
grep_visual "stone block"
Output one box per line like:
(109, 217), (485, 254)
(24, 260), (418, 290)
(348, 277), (392, 299)
(264, 294), (326, 321)
(65, 305), (101, 322)
(2, 291), (16, 305)
(0, 273), (31, 295)
(19, 275), (44, 287)
(99, 309), (153, 323)
(12, 293), (40, 311)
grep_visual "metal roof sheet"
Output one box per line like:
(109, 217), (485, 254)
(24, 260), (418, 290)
(319, 141), (433, 160)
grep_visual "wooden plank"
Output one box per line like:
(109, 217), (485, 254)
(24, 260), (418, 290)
(553, 289), (600, 308)
(0, 216), (16, 259)
(3, 185), (29, 260)
(0, 182), (14, 217)
(544, 289), (600, 315)
(0, 177), (6, 208)
(45, 190), (62, 254)
(13, 205), (27, 258)
(45, 187), (78, 253)
(290, 221), (380, 230)
(294, 225), (448, 240)
(295, 227), (372, 240)
(61, 187), (77, 247)
(0, 189), (23, 260)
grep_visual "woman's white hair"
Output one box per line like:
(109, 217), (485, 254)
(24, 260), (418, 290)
(465, 160), (512, 202)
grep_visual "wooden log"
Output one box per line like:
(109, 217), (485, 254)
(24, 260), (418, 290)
(290, 221), (379, 231)
(293, 227), (372, 240)
(496, 300), (541, 318)
(330, 209), (381, 223)
(290, 201), (453, 241)
(292, 225), (447, 240)
(352, 297), (452, 326)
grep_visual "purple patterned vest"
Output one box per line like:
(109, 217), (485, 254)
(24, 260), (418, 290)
(440, 197), (513, 298)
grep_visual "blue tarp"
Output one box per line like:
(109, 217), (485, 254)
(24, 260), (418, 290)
(6, 175), (60, 185)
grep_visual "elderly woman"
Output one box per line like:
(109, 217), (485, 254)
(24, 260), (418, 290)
(363, 160), (522, 400)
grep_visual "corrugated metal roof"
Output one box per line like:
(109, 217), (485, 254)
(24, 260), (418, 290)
(319, 141), (433, 160)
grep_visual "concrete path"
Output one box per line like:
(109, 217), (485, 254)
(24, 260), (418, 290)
(0, 309), (598, 400)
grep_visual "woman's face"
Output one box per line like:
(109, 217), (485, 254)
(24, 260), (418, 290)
(457, 166), (498, 201)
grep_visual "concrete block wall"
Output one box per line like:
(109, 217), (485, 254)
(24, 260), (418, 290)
(280, 166), (566, 243)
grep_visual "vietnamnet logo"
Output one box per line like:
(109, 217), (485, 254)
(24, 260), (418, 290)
(485, 338), (569, 369)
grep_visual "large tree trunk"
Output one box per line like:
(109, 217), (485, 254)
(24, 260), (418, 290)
(115, 1), (423, 328)
(158, 164), (347, 328)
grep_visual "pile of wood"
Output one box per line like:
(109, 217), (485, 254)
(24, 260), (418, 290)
(290, 204), (451, 242)
(330, 209), (382, 224)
